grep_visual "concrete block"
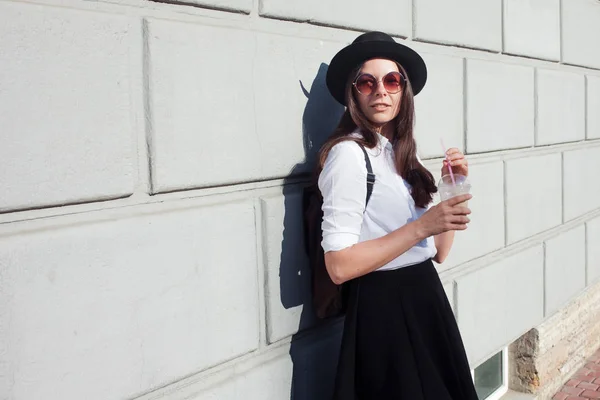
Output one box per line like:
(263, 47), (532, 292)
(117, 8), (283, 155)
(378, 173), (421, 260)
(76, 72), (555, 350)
(466, 60), (534, 153)
(198, 355), (293, 400)
(563, 147), (600, 221)
(456, 246), (544, 366)
(439, 161), (505, 270)
(259, 0), (411, 37)
(536, 69), (585, 145)
(0, 2), (136, 212)
(261, 188), (316, 343)
(415, 53), (464, 159)
(148, 22), (346, 192)
(0, 201), (259, 400)
(503, 0), (560, 60)
(544, 226), (586, 315)
(147, 20), (259, 193)
(160, 0), (252, 13)
(253, 33), (345, 178)
(588, 216), (600, 284)
(588, 76), (600, 140)
(505, 153), (562, 243)
(562, 0), (600, 69)
(195, 328), (341, 400)
(414, 0), (502, 51)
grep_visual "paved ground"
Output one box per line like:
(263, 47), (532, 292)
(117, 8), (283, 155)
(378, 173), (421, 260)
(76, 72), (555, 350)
(553, 348), (600, 399)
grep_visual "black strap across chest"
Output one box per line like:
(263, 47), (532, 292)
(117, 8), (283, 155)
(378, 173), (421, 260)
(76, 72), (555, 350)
(357, 144), (376, 207)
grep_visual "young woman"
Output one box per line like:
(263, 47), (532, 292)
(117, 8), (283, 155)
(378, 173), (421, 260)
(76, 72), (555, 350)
(319, 31), (479, 399)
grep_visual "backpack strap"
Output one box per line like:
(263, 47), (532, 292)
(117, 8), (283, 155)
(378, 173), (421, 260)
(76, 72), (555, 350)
(357, 144), (375, 207)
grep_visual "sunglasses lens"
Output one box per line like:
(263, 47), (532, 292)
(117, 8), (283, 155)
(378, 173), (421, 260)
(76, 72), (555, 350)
(383, 72), (403, 93)
(354, 74), (377, 95)
(354, 72), (404, 95)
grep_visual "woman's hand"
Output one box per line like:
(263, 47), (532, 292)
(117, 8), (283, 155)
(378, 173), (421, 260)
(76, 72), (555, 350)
(416, 194), (472, 238)
(442, 148), (469, 177)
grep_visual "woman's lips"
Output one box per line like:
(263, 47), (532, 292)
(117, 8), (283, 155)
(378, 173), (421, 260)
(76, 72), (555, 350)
(371, 104), (390, 111)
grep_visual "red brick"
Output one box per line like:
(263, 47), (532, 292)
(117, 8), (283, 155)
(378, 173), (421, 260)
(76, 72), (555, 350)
(575, 375), (596, 383)
(552, 348), (600, 400)
(577, 381), (600, 391)
(581, 390), (600, 398)
(562, 386), (585, 396)
(581, 368), (595, 376)
(589, 371), (600, 379)
(587, 363), (600, 371)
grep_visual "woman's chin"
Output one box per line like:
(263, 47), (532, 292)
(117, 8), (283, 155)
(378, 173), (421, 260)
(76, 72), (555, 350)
(368, 115), (394, 126)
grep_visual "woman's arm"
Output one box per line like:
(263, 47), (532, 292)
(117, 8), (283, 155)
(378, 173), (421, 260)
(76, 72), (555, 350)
(433, 231), (455, 264)
(325, 194), (471, 284)
(325, 221), (425, 284)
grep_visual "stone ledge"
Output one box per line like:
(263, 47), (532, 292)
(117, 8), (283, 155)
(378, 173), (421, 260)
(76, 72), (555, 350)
(501, 390), (536, 400)
(509, 279), (600, 399)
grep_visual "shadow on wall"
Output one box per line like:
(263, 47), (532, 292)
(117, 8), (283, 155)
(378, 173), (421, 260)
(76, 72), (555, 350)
(279, 63), (345, 400)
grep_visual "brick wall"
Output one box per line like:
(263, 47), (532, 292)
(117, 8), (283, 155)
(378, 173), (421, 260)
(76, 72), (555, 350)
(1, 0), (600, 399)
(510, 279), (600, 399)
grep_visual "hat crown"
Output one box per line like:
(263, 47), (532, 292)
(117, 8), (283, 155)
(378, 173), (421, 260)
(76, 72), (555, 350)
(352, 31), (395, 45)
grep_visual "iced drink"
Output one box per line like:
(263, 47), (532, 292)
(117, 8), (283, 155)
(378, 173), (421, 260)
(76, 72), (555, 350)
(438, 174), (471, 207)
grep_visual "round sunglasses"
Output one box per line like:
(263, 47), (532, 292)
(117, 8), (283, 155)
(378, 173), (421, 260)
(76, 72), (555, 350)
(352, 71), (406, 96)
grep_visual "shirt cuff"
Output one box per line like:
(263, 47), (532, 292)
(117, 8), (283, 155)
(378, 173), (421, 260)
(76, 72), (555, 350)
(322, 232), (360, 253)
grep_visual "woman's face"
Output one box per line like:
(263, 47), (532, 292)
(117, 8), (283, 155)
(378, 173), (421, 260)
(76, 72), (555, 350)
(353, 58), (403, 127)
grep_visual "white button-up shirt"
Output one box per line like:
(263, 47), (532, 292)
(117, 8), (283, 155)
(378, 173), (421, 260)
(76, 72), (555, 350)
(318, 131), (437, 271)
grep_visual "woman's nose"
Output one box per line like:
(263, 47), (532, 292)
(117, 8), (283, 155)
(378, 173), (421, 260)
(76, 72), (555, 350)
(374, 79), (387, 96)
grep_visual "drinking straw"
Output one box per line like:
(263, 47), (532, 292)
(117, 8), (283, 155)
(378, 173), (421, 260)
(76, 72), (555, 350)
(440, 138), (456, 186)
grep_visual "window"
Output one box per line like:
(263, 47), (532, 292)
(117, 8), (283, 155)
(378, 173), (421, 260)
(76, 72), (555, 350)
(471, 348), (508, 400)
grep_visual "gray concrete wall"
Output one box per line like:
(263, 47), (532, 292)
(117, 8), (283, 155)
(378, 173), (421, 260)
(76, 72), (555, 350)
(1, 0), (600, 399)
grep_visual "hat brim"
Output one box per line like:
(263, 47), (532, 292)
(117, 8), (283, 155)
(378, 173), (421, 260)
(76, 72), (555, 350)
(326, 40), (427, 106)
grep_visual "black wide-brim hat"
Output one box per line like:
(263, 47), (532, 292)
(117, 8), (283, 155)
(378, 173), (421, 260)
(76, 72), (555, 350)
(326, 31), (428, 106)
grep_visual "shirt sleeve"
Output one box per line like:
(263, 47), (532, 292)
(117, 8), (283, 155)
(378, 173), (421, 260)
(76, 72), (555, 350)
(318, 141), (367, 253)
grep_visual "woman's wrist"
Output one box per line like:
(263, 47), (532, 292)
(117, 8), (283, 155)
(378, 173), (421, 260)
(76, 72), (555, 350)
(410, 219), (429, 242)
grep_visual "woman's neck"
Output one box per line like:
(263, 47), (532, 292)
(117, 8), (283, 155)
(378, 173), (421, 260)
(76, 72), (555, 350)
(375, 123), (394, 142)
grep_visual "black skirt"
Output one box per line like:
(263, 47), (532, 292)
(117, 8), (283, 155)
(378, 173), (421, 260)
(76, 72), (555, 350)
(332, 259), (479, 400)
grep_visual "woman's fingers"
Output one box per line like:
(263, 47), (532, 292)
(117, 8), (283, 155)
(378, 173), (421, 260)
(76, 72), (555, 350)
(446, 152), (464, 161)
(447, 156), (467, 166)
(452, 205), (471, 215)
(445, 194), (472, 207)
(452, 215), (470, 224)
(425, 198), (473, 235)
(446, 147), (461, 156)
(443, 213), (470, 224)
(445, 149), (468, 168)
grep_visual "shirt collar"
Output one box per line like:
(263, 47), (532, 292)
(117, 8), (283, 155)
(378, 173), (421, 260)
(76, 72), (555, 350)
(377, 133), (393, 150)
(352, 129), (394, 151)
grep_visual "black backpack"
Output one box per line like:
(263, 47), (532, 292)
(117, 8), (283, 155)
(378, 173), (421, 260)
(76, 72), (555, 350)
(302, 143), (375, 319)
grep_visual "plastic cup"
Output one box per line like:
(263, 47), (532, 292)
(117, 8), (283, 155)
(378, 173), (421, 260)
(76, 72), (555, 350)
(438, 174), (471, 207)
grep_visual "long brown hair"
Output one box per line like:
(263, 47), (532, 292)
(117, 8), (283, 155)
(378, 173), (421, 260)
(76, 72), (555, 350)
(318, 62), (437, 208)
